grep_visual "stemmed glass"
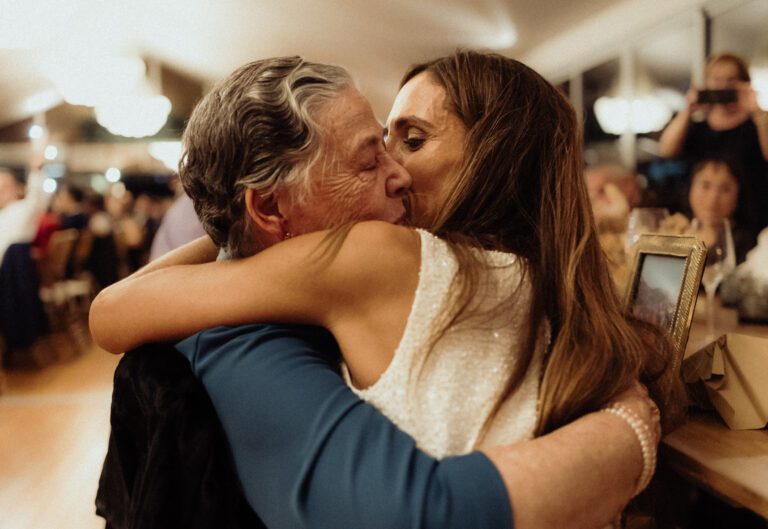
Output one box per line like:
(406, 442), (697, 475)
(626, 207), (670, 255)
(690, 218), (736, 339)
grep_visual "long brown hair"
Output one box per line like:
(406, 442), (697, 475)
(401, 51), (684, 436)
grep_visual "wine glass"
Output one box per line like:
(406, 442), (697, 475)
(626, 207), (670, 254)
(690, 217), (736, 339)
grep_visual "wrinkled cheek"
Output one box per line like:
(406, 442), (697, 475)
(317, 175), (379, 224)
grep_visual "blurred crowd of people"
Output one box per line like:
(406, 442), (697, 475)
(0, 166), (203, 370)
(586, 52), (768, 308)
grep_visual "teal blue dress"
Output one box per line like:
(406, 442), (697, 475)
(177, 324), (513, 529)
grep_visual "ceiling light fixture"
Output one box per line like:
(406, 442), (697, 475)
(594, 94), (672, 135)
(149, 141), (183, 171)
(94, 59), (171, 138)
(28, 124), (45, 139)
(105, 167), (122, 183)
(594, 63), (675, 135)
(44, 145), (58, 160)
(95, 93), (171, 138)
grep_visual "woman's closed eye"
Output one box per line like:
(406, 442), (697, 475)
(361, 152), (385, 173)
(403, 137), (425, 151)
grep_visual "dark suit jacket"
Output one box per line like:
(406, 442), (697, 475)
(96, 343), (265, 529)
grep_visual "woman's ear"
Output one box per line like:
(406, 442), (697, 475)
(244, 188), (287, 243)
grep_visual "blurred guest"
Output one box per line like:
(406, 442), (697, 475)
(131, 194), (166, 265)
(85, 192), (113, 238)
(53, 184), (89, 229)
(584, 163), (645, 292)
(31, 207), (61, 258)
(106, 187), (145, 274)
(0, 167), (23, 208)
(0, 167), (50, 364)
(659, 52), (768, 231)
(688, 159), (758, 264)
(149, 193), (205, 261)
(85, 193), (120, 289)
(30, 184), (90, 268)
(0, 167), (49, 263)
(585, 162), (642, 232)
(0, 242), (49, 365)
(47, 184), (92, 278)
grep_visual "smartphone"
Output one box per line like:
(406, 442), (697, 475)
(697, 89), (737, 104)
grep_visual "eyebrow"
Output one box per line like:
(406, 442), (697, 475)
(387, 115), (433, 134)
(350, 132), (383, 163)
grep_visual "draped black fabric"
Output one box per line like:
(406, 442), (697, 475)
(86, 235), (120, 290)
(96, 343), (265, 529)
(0, 243), (48, 353)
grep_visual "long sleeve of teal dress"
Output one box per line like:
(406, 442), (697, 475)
(176, 324), (513, 529)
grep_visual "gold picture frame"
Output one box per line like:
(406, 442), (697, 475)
(623, 234), (706, 375)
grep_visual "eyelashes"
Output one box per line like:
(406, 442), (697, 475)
(403, 137), (425, 151)
(384, 129), (426, 153)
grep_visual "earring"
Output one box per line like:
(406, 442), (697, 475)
(284, 231), (293, 240)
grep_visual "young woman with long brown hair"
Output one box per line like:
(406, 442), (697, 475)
(388, 52), (682, 440)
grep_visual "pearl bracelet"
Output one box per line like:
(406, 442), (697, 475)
(602, 403), (657, 496)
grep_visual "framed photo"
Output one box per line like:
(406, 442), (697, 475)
(623, 234), (706, 375)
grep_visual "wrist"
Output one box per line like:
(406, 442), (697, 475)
(602, 403), (657, 496)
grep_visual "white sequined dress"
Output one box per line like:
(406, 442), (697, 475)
(344, 229), (547, 459)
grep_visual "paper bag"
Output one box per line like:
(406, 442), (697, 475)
(682, 333), (768, 430)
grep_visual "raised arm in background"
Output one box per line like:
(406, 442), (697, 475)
(658, 88), (698, 158)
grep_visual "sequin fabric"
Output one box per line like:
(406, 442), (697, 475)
(344, 229), (545, 459)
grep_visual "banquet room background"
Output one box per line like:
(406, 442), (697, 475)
(1, 0), (767, 528)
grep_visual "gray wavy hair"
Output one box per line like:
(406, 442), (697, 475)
(179, 56), (354, 258)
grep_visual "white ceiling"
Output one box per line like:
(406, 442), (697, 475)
(0, 0), (620, 127)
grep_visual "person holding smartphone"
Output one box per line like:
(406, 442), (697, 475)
(659, 52), (768, 232)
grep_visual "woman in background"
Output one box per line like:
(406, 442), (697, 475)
(660, 52), (768, 232)
(688, 158), (759, 264)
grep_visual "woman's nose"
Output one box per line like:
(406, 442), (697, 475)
(704, 190), (721, 209)
(383, 154), (412, 198)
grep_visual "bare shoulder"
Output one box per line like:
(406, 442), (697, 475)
(343, 221), (421, 261)
(250, 221), (420, 284)
(319, 221), (420, 287)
